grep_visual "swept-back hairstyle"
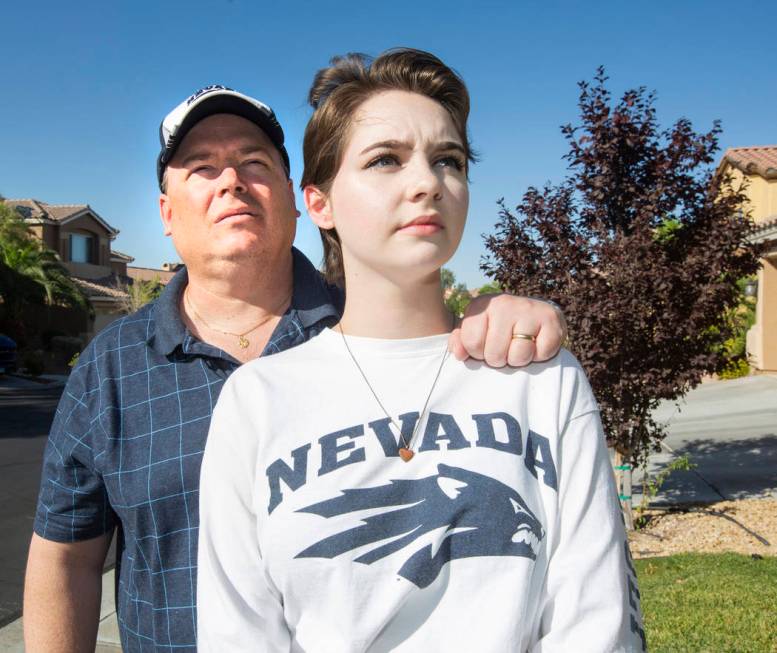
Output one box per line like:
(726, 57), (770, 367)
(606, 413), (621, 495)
(301, 48), (474, 286)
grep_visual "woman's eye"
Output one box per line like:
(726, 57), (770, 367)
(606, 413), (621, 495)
(436, 155), (464, 171)
(367, 154), (399, 169)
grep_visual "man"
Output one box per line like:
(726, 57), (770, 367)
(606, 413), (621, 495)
(23, 85), (566, 652)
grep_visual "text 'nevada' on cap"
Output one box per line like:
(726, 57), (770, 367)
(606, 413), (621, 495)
(156, 84), (291, 188)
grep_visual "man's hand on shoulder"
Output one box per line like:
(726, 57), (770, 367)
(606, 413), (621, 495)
(449, 294), (567, 367)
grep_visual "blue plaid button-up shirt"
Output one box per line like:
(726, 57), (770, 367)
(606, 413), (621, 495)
(33, 248), (342, 651)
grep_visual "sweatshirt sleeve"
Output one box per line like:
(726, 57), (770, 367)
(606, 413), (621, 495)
(197, 376), (291, 652)
(531, 373), (646, 652)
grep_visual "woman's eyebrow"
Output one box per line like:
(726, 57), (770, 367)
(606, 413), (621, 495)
(359, 140), (465, 156)
(359, 140), (409, 155)
(436, 141), (466, 154)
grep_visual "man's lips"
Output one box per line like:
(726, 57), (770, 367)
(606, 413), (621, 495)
(215, 209), (258, 224)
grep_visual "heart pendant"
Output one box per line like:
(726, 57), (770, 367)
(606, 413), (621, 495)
(398, 448), (414, 462)
(238, 335), (250, 349)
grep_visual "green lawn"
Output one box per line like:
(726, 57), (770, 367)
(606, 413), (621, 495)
(635, 553), (777, 652)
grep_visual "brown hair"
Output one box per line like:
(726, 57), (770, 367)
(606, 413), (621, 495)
(301, 48), (474, 286)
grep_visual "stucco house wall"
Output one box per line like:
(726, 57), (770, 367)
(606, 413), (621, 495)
(718, 146), (777, 372)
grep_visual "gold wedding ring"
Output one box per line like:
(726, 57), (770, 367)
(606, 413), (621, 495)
(511, 333), (537, 343)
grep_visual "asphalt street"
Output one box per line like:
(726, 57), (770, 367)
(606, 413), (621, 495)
(0, 375), (63, 627)
(634, 375), (777, 505)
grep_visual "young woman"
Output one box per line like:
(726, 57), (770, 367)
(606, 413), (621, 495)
(197, 49), (645, 652)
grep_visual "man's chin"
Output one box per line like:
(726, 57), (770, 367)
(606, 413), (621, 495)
(216, 241), (290, 264)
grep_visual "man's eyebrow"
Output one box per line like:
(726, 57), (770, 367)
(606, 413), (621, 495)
(178, 145), (272, 167)
(359, 139), (466, 156)
(178, 151), (212, 167)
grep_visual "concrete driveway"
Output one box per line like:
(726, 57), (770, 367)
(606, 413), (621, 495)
(633, 375), (777, 505)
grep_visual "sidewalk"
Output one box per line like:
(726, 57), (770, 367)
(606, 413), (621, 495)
(0, 569), (120, 652)
(632, 374), (777, 505)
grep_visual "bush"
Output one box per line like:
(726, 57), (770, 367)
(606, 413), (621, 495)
(719, 358), (751, 379)
(50, 335), (83, 358)
(41, 329), (66, 349)
(22, 349), (45, 376)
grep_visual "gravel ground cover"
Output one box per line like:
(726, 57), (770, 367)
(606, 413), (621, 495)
(629, 497), (777, 559)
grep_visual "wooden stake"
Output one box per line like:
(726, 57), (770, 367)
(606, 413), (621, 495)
(613, 449), (634, 531)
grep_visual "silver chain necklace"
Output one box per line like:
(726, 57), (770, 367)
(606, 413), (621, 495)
(338, 321), (452, 462)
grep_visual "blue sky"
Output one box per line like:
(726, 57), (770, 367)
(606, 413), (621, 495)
(2, 0), (775, 288)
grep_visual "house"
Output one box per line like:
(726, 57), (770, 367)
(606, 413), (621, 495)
(127, 262), (183, 286)
(4, 198), (131, 338)
(716, 146), (777, 372)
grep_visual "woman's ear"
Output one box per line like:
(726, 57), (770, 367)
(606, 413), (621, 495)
(303, 185), (334, 230)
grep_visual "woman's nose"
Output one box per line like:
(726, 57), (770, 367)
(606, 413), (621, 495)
(408, 159), (443, 201)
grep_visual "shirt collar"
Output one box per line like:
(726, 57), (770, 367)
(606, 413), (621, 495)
(148, 247), (342, 357)
(288, 246), (343, 329)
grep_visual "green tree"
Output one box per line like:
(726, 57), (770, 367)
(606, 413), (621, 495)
(440, 267), (471, 316)
(119, 277), (165, 314)
(477, 281), (502, 295)
(717, 277), (756, 378)
(440, 268), (455, 289)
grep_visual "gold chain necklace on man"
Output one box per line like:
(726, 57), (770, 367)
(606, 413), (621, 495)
(185, 289), (282, 350)
(338, 318), (453, 462)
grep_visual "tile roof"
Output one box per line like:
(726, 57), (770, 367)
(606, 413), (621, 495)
(4, 199), (119, 235)
(73, 276), (129, 301)
(111, 249), (135, 262)
(5, 198), (87, 221)
(751, 216), (777, 236)
(720, 146), (777, 180)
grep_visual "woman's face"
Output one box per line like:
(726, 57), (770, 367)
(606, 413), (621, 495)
(323, 90), (469, 284)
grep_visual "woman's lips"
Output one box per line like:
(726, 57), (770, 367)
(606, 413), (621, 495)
(398, 223), (443, 235)
(398, 216), (443, 235)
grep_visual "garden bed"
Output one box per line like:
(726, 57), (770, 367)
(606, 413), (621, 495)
(629, 497), (776, 559)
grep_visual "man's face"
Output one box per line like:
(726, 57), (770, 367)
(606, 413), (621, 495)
(159, 113), (298, 273)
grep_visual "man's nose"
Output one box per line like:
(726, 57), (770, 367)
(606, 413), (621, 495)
(217, 165), (246, 195)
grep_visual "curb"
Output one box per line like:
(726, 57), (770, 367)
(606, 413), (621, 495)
(9, 373), (68, 385)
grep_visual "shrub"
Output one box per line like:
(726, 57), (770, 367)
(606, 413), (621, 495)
(22, 349), (45, 376)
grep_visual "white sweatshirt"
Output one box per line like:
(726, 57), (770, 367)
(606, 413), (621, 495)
(197, 329), (645, 652)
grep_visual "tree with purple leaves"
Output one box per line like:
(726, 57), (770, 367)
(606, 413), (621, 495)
(482, 67), (761, 467)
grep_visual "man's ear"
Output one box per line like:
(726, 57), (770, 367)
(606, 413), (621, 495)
(159, 194), (173, 236)
(287, 179), (301, 219)
(303, 185), (334, 229)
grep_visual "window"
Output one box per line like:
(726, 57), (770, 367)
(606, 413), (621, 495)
(70, 234), (93, 263)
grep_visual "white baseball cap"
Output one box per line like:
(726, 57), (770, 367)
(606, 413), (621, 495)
(156, 84), (290, 188)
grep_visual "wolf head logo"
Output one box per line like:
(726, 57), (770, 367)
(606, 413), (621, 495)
(295, 464), (545, 588)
